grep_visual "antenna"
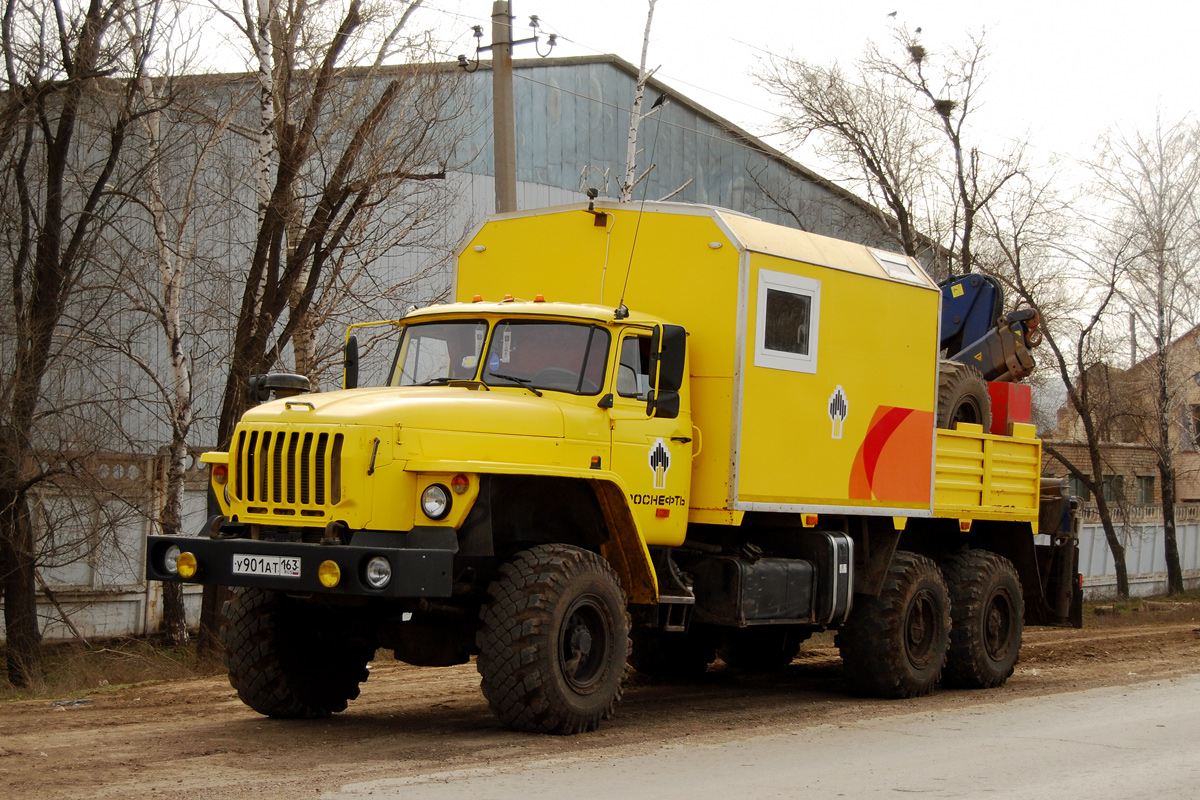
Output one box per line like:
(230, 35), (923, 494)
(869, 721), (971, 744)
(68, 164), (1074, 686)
(617, 93), (667, 316)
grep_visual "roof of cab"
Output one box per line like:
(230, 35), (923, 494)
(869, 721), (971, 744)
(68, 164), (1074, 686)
(404, 299), (668, 325)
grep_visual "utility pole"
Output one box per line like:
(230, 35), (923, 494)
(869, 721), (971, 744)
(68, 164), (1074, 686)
(459, 3), (555, 215)
(491, 2), (517, 213)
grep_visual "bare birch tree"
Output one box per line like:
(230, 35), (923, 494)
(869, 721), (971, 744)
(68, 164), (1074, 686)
(101, 33), (251, 644)
(981, 172), (1134, 597)
(1095, 116), (1200, 595)
(196, 0), (471, 643)
(620, 0), (659, 202)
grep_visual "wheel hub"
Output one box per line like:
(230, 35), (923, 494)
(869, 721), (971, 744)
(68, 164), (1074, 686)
(905, 590), (938, 670)
(983, 589), (1014, 660)
(559, 594), (612, 693)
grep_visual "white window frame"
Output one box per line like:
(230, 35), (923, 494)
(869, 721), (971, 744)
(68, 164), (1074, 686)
(871, 248), (925, 283)
(754, 268), (820, 374)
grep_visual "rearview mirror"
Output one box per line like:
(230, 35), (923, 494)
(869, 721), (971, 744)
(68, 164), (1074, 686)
(647, 324), (686, 419)
(344, 335), (359, 389)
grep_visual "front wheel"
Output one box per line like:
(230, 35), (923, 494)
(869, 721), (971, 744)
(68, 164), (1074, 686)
(940, 550), (1024, 688)
(220, 587), (375, 718)
(477, 544), (631, 734)
(836, 551), (950, 698)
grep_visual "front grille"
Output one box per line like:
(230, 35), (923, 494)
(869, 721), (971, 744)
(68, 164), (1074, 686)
(234, 427), (343, 513)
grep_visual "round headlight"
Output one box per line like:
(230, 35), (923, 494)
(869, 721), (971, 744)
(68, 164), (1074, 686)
(163, 544), (181, 576)
(420, 484), (451, 520)
(365, 556), (392, 589)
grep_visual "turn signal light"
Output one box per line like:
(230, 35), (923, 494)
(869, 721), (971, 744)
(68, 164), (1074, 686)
(450, 474), (470, 495)
(318, 560), (341, 588)
(212, 464), (228, 485)
(177, 552), (198, 579)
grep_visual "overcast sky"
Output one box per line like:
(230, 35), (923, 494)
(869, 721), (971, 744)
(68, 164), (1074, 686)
(415, 1), (1199, 174)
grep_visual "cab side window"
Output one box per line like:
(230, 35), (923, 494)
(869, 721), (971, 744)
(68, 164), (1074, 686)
(617, 336), (652, 400)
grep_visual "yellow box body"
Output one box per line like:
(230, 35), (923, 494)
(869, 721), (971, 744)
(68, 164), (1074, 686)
(454, 202), (1041, 526)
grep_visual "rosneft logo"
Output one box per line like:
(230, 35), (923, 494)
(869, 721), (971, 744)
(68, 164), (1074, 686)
(649, 438), (670, 489)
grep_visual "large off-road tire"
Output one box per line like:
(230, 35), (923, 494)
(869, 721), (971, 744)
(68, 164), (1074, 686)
(629, 626), (717, 678)
(836, 551), (950, 698)
(477, 544), (631, 734)
(717, 627), (809, 671)
(220, 587), (375, 719)
(937, 360), (992, 432)
(940, 549), (1024, 689)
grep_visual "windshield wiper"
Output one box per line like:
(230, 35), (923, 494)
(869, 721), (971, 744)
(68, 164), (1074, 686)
(488, 372), (543, 397)
(418, 377), (451, 385)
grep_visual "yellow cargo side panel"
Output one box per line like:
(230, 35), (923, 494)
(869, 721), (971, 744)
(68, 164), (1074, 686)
(736, 253), (940, 513)
(933, 423), (1040, 527)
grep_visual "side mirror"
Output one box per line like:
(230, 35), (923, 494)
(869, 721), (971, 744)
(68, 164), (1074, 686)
(344, 335), (359, 389)
(647, 389), (680, 419)
(647, 324), (686, 419)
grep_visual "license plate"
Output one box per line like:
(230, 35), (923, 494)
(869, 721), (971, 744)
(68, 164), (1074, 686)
(232, 554), (302, 578)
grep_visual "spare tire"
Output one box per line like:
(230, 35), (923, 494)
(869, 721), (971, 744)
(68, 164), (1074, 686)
(937, 360), (992, 432)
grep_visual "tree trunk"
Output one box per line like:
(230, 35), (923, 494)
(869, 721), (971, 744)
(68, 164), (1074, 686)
(159, 446), (190, 646)
(1158, 466), (1184, 595)
(1091, 493), (1129, 600)
(1085, 428), (1129, 599)
(0, 488), (44, 688)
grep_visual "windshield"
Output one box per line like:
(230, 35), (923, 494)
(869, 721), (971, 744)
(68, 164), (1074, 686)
(389, 320), (488, 386)
(482, 321), (610, 396)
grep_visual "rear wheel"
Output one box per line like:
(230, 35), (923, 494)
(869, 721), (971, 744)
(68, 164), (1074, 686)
(220, 587), (375, 718)
(937, 361), (992, 432)
(477, 544), (631, 734)
(940, 550), (1024, 688)
(836, 551), (950, 698)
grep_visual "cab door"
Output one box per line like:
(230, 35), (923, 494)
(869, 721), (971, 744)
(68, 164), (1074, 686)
(607, 325), (692, 546)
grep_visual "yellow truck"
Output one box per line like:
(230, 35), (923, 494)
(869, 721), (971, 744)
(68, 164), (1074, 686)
(147, 202), (1080, 734)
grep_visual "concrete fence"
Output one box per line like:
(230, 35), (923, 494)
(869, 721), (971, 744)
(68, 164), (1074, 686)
(1078, 508), (1200, 599)
(0, 450), (210, 644)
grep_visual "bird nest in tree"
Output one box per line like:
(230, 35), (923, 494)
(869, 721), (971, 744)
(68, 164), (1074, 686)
(933, 99), (957, 117)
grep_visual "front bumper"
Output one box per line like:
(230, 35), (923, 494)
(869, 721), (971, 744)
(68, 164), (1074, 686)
(145, 532), (455, 598)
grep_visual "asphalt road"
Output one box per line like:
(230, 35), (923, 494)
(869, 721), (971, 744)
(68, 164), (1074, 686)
(326, 674), (1200, 800)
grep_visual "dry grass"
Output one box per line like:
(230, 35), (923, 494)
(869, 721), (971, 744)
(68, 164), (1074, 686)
(0, 637), (223, 702)
(1085, 589), (1200, 627)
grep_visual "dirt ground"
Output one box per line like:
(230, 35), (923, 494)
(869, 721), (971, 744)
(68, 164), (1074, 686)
(2, 613), (1198, 800)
